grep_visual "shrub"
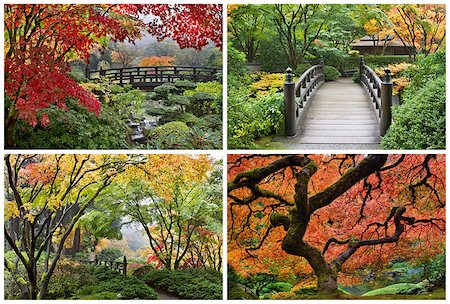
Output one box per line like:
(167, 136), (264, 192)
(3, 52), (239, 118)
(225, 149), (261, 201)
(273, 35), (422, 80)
(294, 64), (313, 77)
(188, 92), (216, 116)
(140, 268), (222, 299)
(228, 42), (248, 76)
(324, 65), (341, 81)
(146, 121), (190, 149)
(381, 75), (445, 149)
(47, 260), (96, 299)
(261, 282), (293, 295)
(78, 291), (118, 300)
(15, 99), (127, 149)
(426, 253), (445, 288)
(98, 248), (123, 262)
(153, 83), (178, 99)
(96, 276), (159, 299)
(173, 80), (196, 92)
(362, 283), (426, 297)
(250, 73), (285, 95)
(228, 92), (284, 149)
(352, 72), (360, 83)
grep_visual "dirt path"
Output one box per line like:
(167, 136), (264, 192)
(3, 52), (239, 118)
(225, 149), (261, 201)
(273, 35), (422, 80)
(154, 287), (183, 300)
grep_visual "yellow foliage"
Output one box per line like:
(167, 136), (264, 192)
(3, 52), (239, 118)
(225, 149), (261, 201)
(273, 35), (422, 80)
(375, 63), (412, 95)
(250, 73), (286, 96)
(4, 201), (20, 220)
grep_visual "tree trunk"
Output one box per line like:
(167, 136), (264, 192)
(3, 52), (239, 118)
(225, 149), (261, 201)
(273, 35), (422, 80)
(5, 115), (17, 148)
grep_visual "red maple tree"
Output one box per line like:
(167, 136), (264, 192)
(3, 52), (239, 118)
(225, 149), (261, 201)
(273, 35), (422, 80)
(228, 154), (445, 294)
(4, 4), (222, 147)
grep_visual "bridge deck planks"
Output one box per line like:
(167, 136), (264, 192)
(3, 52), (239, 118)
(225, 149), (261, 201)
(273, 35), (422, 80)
(296, 78), (380, 145)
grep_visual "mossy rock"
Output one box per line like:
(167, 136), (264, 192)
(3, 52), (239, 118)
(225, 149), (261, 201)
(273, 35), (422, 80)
(174, 80), (196, 91)
(362, 283), (426, 297)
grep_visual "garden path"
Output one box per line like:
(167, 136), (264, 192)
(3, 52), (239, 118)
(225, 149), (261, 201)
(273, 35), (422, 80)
(272, 78), (380, 149)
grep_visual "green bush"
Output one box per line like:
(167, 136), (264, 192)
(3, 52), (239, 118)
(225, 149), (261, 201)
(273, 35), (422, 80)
(381, 75), (445, 149)
(261, 282), (293, 295)
(228, 42), (248, 76)
(362, 283), (426, 297)
(173, 80), (196, 91)
(352, 72), (361, 83)
(427, 253), (445, 288)
(228, 92), (284, 149)
(324, 65), (341, 81)
(188, 92), (216, 116)
(78, 291), (118, 300)
(153, 83), (178, 99)
(47, 261), (96, 299)
(96, 276), (159, 299)
(15, 98), (127, 149)
(146, 121), (190, 149)
(140, 268), (222, 299)
(294, 64), (313, 77)
(98, 248), (123, 262)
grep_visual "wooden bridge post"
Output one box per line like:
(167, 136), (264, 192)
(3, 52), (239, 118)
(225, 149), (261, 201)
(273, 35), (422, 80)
(123, 256), (127, 276)
(359, 56), (365, 79)
(284, 67), (296, 136)
(85, 64), (90, 80)
(380, 68), (393, 136)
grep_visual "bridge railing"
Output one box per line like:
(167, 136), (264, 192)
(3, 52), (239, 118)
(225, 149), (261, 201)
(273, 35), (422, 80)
(85, 255), (127, 275)
(284, 58), (325, 136)
(86, 65), (221, 86)
(359, 57), (393, 136)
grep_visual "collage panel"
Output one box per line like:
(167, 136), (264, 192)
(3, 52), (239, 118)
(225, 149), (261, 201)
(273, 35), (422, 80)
(227, 4), (445, 150)
(4, 154), (223, 300)
(4, 4), (223, 150)
(227, 154), (445, 300)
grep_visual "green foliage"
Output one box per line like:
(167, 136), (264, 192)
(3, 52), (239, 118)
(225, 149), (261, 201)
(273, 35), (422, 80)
(258, 36), (290, 72)
(146, 121), (190, 149)
(381, 75), (445, 149)
(352, 71), (361, 83)
(110, 86), (148, 119)
(324, 65), (341, 81)
(153, 83), (178, 99)
(96, 276), (159, 299)
(228, 92), (284, 149)
(228, 42), (248, 76)
(173, 80), (197, 92)
(78, 291), (118, 300)
(426, 253), (445, 288)
(261, 282), (293, 295)
(15, 98), (127, 149)
(140, 268), (222, 299)
(294, 64), (313, 77)
(47, 260), (96, 299)
(362, 283), (426, 297)
(98, 248), (123, 262)
(363, 55), (413, 69)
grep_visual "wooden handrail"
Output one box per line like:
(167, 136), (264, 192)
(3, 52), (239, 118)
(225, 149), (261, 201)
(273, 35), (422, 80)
(86, 255), (127, 275)
(359, 56), (393, 136)
(284, 58), (325, 136)
(86, 65), (222, 86)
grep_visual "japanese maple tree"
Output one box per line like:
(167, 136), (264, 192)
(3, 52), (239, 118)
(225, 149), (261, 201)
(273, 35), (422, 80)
(228, 154), (445, 295)
(4, 4), (222, 147)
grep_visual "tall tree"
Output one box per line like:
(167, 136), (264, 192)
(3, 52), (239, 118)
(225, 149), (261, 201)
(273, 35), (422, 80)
(117, 155), (222, 270)
(228, 154), (445, 295)
(385, 4), (446, 59)
(228, 5), (268, 63)
(261, 4), (326, 69)
(4, 154), (142, 299)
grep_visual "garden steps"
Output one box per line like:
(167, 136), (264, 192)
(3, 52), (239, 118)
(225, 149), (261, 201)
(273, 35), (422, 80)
(273, 77), (381, 149)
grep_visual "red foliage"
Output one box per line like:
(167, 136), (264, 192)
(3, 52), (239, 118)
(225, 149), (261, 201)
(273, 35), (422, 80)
(228, 154), (446, 285)
(4, 4), (222, 137)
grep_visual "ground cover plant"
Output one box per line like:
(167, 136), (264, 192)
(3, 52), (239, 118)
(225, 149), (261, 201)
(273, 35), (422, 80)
(4, 154), (222, 299)
(228, 154), (445, 299)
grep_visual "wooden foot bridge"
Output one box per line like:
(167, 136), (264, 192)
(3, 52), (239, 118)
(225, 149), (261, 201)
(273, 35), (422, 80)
(86, 65), (221, 89)
(278, 57), (394, 149)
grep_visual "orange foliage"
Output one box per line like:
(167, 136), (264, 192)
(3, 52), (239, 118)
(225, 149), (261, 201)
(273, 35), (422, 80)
(227, 154), (446, 286)
(138, 56), (175, 67)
